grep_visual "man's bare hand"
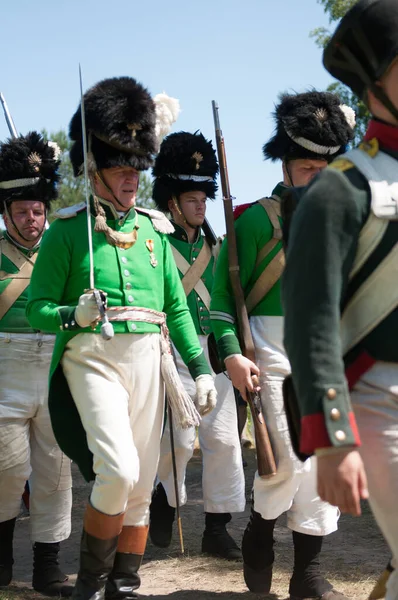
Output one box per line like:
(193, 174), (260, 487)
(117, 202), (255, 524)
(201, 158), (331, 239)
(224, 354), (260, 400)
(317, 449), (369, 516)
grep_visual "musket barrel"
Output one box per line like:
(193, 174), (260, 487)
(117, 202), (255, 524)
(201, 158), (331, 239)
(0, 92), (18, 138)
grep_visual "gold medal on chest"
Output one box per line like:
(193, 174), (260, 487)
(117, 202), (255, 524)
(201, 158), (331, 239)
(145, 239), (158, 267)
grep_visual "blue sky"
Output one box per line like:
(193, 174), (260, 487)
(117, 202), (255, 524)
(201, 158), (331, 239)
(1, 0), (335, 234)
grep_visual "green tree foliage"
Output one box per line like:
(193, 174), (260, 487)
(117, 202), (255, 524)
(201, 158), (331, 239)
(311, 0), (370, 145)
(42, 129), (155, 220)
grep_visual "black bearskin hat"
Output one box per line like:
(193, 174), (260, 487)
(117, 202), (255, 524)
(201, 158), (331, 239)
(69, 76), (158, 176)
(324, 0), (398, 101)
(263, 91), (356, 163)
(0, 132), (60, 214)
(152, 131), (219, 212)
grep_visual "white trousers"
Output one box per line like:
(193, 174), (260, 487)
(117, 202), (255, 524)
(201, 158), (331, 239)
(251, 317), (339, 536)
(62, 333), (165, 526)
(0, 333), (72, 543)
(157, 336), (245, 513)
(351, 361), (398, 600)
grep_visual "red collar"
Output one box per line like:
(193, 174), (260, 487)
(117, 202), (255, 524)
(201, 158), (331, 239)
(364, 119), (398, 151)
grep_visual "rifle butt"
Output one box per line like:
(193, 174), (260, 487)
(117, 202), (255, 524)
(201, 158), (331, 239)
(247, 395), (277, 478)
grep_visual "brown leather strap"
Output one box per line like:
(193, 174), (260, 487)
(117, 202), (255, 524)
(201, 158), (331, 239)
(255, 197), (283, 268)
(117, 525), (149, 555)
(0, 238), (38, 321)
(246, 249), (285, 314)
(244, 196), (285, 313)
(171, 240), (212, 306)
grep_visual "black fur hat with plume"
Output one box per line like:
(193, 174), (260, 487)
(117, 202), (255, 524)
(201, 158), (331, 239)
(263, 91), (356, 163)
(69, 77), (180, 177)
(152, 131), (219, 212)
(0, 131), (60, 213)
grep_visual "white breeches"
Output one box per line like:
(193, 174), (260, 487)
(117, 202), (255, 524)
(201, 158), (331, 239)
(250, 317), (339, 536)
(62, 333), (165, 526)
(157, 335), (245, 513)
(351, 361), (398, 600)
(0, 333), (72, 543)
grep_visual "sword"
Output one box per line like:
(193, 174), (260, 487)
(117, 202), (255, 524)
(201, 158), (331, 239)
(79, 65), (114, 341)
(0, 92), (18, 138)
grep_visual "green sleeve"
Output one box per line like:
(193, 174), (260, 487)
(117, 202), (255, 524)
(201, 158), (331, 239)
(27, 220), (81, 333)
(282, 167), (368, 450)
(210, 204), (274, 361)
(163, 235), (211, 379)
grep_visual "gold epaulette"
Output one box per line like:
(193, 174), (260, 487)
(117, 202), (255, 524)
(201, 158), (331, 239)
(358, 137), (380, 157)
(330, 138), (380, 174)
(329, 158), (355, 173)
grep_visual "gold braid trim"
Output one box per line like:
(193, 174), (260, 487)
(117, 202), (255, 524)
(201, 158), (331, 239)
(93, 195), (139, 249)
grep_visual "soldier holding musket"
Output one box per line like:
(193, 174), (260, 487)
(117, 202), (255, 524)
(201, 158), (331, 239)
(282, 1), (398, 599)
(149, 131), (245, 559)
(27, 77), (217, 600)
(210, 91), (354, 599)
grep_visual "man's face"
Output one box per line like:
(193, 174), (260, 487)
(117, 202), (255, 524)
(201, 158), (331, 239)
(284, 158), (328, 187)
(177, 191), (207, 227)
(95, 166), (140, 210)
(4, 200), (46, 245)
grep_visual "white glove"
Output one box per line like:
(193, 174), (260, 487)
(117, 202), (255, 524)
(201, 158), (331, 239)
(75, 292), (101, 328)
(194, 374), (217, 417)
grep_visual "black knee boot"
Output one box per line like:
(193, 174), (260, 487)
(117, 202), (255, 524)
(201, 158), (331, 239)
(0, 518), (16, 587)
(289, 531), (348, 600)
(148, 483), (175, 548)
(72, 504), (123, 600)
(106, 525), (148, 600)
(241, 507), (276, 593)
(202, 512), (241, 560)
(32, 541), (73, 597)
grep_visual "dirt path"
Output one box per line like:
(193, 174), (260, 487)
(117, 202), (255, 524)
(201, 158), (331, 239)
(4, 448), (390, 600)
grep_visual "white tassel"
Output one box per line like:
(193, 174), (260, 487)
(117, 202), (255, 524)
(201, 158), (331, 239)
(154, 93), (181, 149)
(340, 104), (356, 129)
(160, 336), (201, 429)
(47, 140), (62, 161)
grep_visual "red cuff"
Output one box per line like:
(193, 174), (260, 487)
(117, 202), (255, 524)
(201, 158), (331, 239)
(300, 412), (361, 455)
(345, 351), (376, 390)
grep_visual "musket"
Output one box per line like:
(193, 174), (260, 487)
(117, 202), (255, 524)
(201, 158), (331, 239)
(79, 65), (114, 341)
(0, 92), (18, 138)
(212, 100), (276, 478)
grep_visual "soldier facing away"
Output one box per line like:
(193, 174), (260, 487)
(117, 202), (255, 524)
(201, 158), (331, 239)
(282, 1), (398, 599)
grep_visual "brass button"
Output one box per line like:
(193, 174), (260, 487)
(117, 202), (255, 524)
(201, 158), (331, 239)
(330, 408), (341, 421)
(327, 388), (337, 400)
(335, 430), (346, 442)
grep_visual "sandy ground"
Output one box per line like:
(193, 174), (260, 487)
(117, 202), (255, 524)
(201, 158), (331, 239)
(1, 447), (390, 600)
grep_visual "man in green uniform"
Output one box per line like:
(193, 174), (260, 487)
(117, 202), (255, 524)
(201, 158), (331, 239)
(0, 132), (72, 596)
(27, 77), (217, 600)
(282, 2), (398, 599)
(149, 131), (245, 559)
(210, 91), (355, 599)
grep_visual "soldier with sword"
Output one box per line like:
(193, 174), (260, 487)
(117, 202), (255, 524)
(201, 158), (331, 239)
(149, 131), (245, 560)
(27, 76), (217, 600)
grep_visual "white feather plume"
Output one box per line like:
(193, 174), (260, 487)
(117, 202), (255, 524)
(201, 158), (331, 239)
(154, 93), (181, 149)
(47, 140), (62, 161)
(339, 104), (356, 129)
